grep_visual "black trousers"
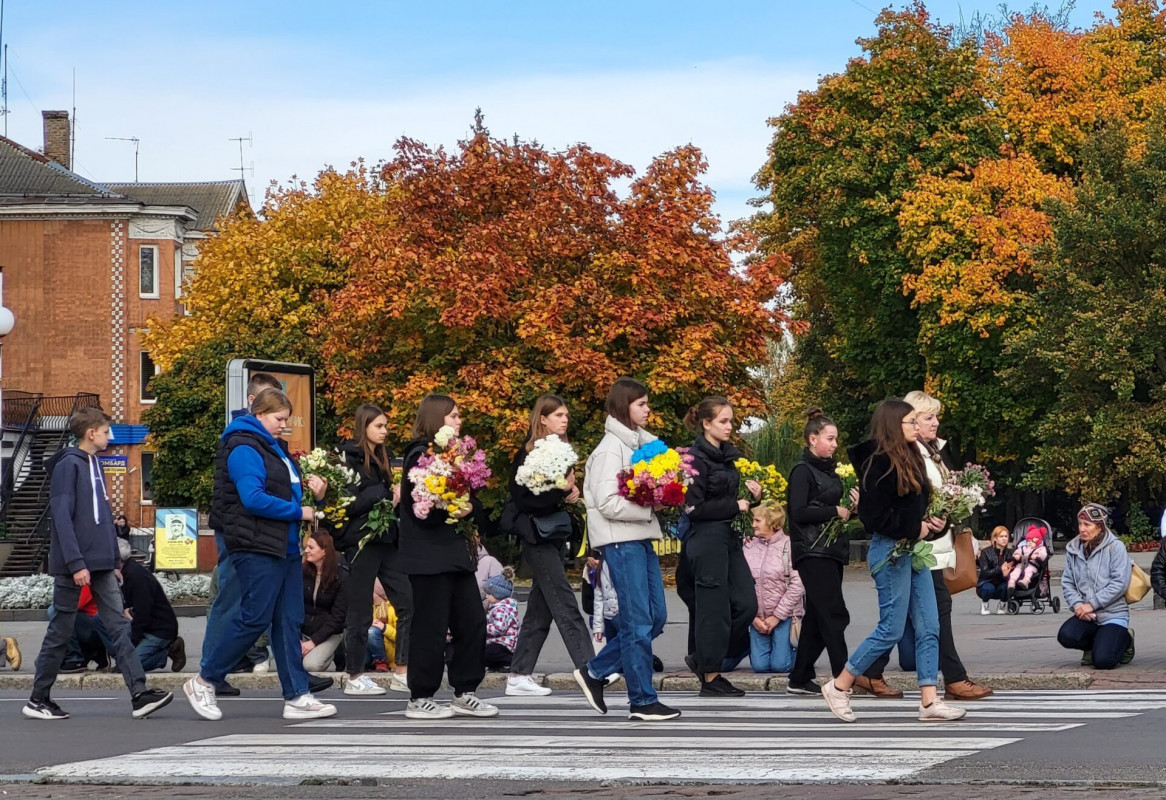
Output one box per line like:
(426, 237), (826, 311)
(510, 540), (594, 674)
(484, 642), (513, 671)
(1057, 616), (1131, 670)
(677, 524), (757, 674)
(344, 542), (413, 675)
(788, 557), (849, 685)
(865, 569), (968, 683)
(407, 571), (485, 700)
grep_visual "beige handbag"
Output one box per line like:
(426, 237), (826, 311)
(943, 528), (978, 595)
(1126, 563), (1151, 604)
(783, 539), (802, 646)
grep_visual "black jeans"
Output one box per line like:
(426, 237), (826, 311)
(33, 571), (147, 700)
(788, 557), (849, 685)
(510, 541), (593, 674)
(407, 571), (485, 700)
(678, 523), (756, 674)
(484, 642), (513, 671)
(344, 542), (413, 675)
(865, 570), (968, 683)
(1058, 616), (1131, 670)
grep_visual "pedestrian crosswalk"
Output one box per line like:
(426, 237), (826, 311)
(36, 690), (1166, 784)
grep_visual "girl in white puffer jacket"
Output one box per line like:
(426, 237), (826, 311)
(742, 503), (804, 673)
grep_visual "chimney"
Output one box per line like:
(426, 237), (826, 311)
(42, 110), (71, 170)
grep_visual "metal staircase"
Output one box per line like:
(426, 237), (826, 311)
(0, 392), (101, 577)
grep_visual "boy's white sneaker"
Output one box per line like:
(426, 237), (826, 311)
(919, 698), (967, 722)
(183, 676), (222, 721)
(252, 659), (270, 674)
(283, 693), (337, 720)
(980, 601), (990, 615)
(405, 698), (454, 719)
(344, 674), (387, 696)
(821, 679), (856, 723)
(388, 672), (409, 692)
(451, 692), (499, 717)
(506, 675), (552, 696)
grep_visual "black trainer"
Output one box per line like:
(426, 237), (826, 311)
(59, 662), (88, 675)
(215, 681), (241, 697)
(573, 668), (607, 715)
(23, 698), (68, 720)
(786, 680), (822, 696)
(168, 636), (187, 672)
(629, 701), (681, 721)
(131, 688), (173, 719)
(700, 675), (745, 698)
(308, 675), (334, 694)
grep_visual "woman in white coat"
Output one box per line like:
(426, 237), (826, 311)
(572, 377), (680, 722)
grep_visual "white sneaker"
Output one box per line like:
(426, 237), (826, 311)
(344, 674), (387, 696)
(506, 675), (552, 696)
(919, 698), (967, 722)
(821, 679), (856, 723)
(451, 692), (499, 717)
(405, 697), (454, 719)
(388, 672), (409, 693)
(183, 676), (222, 721)
(980, 601), (990, 616)
(252, 659), (270, 674)
(995, 601), (1006, 615)
(604, 672), (624, 686)
(283, 693), (337, 720)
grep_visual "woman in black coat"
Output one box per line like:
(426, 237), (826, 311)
(301, 531), (348, 672)
(675, 397), (760, 698)
(977, 526), (1012, 614)
(336, 403), (412, 696)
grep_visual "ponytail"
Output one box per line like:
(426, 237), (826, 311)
(684, 396), (731, 432)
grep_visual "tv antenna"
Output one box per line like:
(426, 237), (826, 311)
(229, 133), (254, 180)
(106, 136), (140, 181)
(1, 0), (8, 137)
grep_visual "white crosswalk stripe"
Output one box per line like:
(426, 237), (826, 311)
(36, 690), (1166, 784)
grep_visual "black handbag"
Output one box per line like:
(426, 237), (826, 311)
(528, 509), (573, 543)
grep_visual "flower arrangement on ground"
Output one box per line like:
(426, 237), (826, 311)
(295, 448), (357, 523)
(616, 440), (698, 527)
(731, 459), (788, 537)
(514, 434), (578, 495)
(812, 462), (862, 548)
(408, 425), (492, 535)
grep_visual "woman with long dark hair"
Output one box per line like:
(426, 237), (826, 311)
(820, 399), (965, 723)
(300, 531), (348, 672)
(398, 394), (497, 720)
(505, 394), (592, 697)
(336, 403), (412, 696)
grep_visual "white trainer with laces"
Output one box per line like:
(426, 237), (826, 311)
(405, 698), (454, 719)
(821, 679), (856, 723)
(388, 672), (409, 693)
(451, 692), (499, 717)
(980, 601), (990, 615)
(919, 698), (967, 722)
(183, 676), (222, 721)
(344, 674), (387, 696)
(506, 675), (552, 696)
(283, 693), (337, 720)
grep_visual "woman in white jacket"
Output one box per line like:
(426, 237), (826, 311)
(861, 391), (993, 702)
(573, 377), (680, 722)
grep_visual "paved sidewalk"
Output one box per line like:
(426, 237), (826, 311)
(1, 551), (1161, 691)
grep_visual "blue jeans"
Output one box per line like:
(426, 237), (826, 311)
(202, 535), (268, 678)
(977, 581), (1008, 602)
(202, 552), (309, 700)
(366, 627), (387, 667)
(845, 534), (940, 687)
(749, 618), (796, 673)
(588, 540), (668, 707)
(137, 632), (172, 672)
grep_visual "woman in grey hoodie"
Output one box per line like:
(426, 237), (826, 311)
(1057, 503), (1135, 669)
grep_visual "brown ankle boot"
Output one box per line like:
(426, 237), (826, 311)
(943, 679), (993, 700)
(851, 675), (904, 698)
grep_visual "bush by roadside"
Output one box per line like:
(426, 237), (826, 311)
(0, 573), (211, 609)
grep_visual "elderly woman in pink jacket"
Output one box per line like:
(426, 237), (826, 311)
(743, 504), (804, 673)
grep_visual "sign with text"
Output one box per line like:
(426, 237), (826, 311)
(98, 455), (127, 475)
(154, 508), (198, 571)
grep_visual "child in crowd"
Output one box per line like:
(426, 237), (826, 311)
(367, 580), (397, 672)
(589, 553), (619, 644)
(1009, 524), (1050, 591)
(484, 568), (519, 671)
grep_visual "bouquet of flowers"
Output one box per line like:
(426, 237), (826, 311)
(928, 463), (995, 526)
(515, 434), (578, 495)
(354, 483), (400, 562)
(871, 539), (937, 575)
(295, 448), (357, 523)
(408, 426), (492, 533)
(731, 459), (788, 537)
(812, 463), (862, 548)
(616, 440), (698, 526)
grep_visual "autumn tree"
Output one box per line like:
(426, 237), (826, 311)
(321, 131), (788, 485)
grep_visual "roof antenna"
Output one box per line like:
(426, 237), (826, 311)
(1, 0), (8, 138)
(71, 68), (76, 167)
(229, 133), (254, 202)
(106, 136), (140, 181)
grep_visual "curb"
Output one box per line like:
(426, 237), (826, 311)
(0, 670), (1099, 693)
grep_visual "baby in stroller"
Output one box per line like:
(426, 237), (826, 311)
(1008, 524), (1050, 591)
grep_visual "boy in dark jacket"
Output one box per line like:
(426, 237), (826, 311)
(117, 540), (185, 672)
(24, 407), (173, 720)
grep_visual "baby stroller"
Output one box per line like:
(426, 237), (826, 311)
(1005, 517), (1062, 614)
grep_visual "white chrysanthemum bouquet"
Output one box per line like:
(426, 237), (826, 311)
(514, 434), (578, 495)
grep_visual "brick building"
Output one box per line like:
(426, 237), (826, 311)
(0, 110), (249, 531)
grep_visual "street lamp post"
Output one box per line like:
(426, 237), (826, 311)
(0, 267), (16, 491)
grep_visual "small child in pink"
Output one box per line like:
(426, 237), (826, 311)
(1008, 525), (1049, 590)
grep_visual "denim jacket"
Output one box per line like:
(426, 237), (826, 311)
(1062, 532), (1131, 624)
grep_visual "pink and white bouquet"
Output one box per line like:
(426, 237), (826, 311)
(409, 425), (492, 524)
(515, 434), (578, 495)
(928, 463), (995, 524)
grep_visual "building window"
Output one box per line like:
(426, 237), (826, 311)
(174, 250), (183, 299)
(141, 452), (154, 505)
(139, 245), (159, 298)
(140, 351), (158, 403)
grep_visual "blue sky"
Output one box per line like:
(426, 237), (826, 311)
(3, 1), (1116, 224)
